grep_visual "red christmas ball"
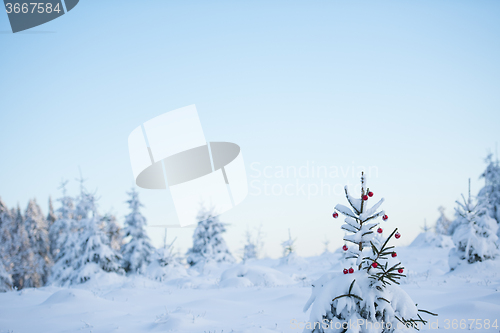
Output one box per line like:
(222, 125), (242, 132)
(372, 262), (378, 268)
(392, 252), (397, 257)
(368, 191), (374, 197)
(342, 245), (348, 251)
(395, 232), (401, 239)
(348, 267), (354, 274)
(382, 214), (388, 221)
(362, 195), (369, 201)
(377, 227), (383, 234)
(332, 212), (339, 219)
(343, 268), (348, 274)
(398, 268), (404, 273)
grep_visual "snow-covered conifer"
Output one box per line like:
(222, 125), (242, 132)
(0, 258), (12, 292)
(186, 207), (235, 267)
(449, 180), (499, 270)
(242, 226), (264, 262)
(46, 196), (57, 229)
(0, 198), (13, 292)
(303, 173), (436, 332)
(49, 181), (76, 259)
(11, 206), (37, 289)
(280, 229), (298, 265)
(147, 236), (187, 281)
(102, 214), (123, 252)
(0, 197), (15, 274)
(121, 188), (154, 274)
(50, 182), (122, 285)
(435, 206), (452, 235)
(24, 199), (52, 286)
(478, 154), (500, 234)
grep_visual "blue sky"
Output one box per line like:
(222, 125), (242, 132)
(1, 0), (499, 258)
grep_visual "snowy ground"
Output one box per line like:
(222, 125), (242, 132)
(1, 235), (500, 333)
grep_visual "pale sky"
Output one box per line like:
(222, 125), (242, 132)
(1, 0), (499, 258)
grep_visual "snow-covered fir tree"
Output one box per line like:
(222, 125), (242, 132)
(0, 198), (13, 292)
(46, 196), (57, 229)
(121, 188), (154, 274)
(102, 213), (123, 252)
(0, 197), (15, 275)
(435, 206), (452, 235)
(243, 238), (257, 263)
(242, 225), (264, 262)
(0, 257), (12, 292)
(50, 182), (122, 285)
(49, 181), (76, 259)
(24, 199), (52, 286)
(477, 154), (500, 234)
(449, 180), (499, 270)
(186, 206), (235, 267)
(303, 173), (436, 333)
(11, 205), (37, 289)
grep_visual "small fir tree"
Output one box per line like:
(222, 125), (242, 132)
(435, 206), (452, 235)
(280, 228), (298, 265)
(242, 225), (264, 262)
(303, 173), (436, 333)
(186, 206), (235, 267)
(449, 179), (499, 270)
(121, 188), (155, 274)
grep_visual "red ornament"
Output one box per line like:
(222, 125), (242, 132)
(368, 191), (374, 197)
(382, 215), (388, 221)
(362, 195), (369, 201)
(342, 245), (348, 251)
(395, 232), (401, 239)
(372, 262), (378, 268)
(332, 212), (339, 219)
(343, 268), (348, 274)
(377, 227), (383, 234)
(348, 267), (354, 274)
(392, 252), (397, 257)
(398, 268), (404, 273)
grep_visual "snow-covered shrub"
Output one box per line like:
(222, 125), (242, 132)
(449, 181), (499, 270)
(146, 244), (187, 282)
(121, 188), (155, 274)
(186, 207), (235, 267)
(303, 173), (436, 333)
